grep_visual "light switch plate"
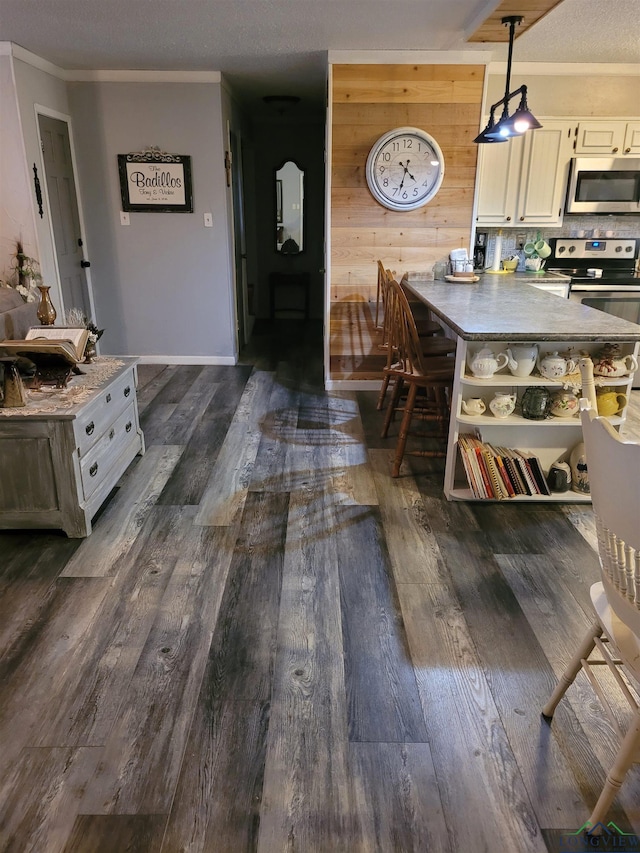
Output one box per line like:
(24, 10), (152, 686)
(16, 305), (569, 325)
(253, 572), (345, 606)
(204, 213), (213, 227)
(120, 212), (130, 226)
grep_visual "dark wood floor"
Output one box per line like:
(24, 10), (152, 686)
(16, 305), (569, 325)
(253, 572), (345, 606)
(1, 318), (640, 852)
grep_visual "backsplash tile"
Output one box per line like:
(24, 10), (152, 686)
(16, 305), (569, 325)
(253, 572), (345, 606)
(482, 216), (640, 268)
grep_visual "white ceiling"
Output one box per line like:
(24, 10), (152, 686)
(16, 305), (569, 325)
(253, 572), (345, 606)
(0, 0), (638, 110)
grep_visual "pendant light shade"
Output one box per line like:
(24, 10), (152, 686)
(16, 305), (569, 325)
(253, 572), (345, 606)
(473, 109), (508, 144)
(474, 16), (542, 145)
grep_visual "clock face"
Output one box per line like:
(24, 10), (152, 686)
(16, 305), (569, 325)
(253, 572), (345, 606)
(365, 127), (445, 211)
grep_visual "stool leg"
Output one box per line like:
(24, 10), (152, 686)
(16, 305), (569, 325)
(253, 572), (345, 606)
(392, 382), (418, 477)
(382, 375), (403, 438)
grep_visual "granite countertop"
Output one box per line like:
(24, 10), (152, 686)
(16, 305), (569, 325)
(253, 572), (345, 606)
(402, 274), (640, 342)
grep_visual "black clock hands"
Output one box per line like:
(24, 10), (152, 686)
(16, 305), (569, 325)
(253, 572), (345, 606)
(398, 160), (416, 189)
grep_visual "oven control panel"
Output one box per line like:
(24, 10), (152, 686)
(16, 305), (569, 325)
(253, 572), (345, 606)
(553, 238), (638, 260)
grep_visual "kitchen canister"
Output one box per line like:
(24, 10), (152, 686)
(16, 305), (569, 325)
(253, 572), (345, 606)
(521, 386), (551, 420)
(547, 461), (571, 493)
(570, 441), (590, 494)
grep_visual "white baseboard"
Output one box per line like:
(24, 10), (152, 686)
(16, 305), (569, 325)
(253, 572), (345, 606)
(135, 355), (238, 366)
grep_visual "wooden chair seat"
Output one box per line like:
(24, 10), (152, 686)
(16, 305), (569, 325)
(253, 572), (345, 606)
(541, 356), (640, 830)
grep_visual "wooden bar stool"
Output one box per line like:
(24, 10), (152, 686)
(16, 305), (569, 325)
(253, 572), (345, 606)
(376, 268), (456, 411)
(380, 278), (455, 477)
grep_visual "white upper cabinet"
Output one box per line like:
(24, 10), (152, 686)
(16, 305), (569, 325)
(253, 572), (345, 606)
(575, 121), (640, 155)
(476, 121), (574, 227)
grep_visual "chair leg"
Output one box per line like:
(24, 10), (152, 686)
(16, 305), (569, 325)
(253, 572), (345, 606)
(542, 622), (602, 719)
(381, 375), (403, 438)
(377, 371), (391, 411)
(392, 382), (418, 477)
(588, 712), (640, 827)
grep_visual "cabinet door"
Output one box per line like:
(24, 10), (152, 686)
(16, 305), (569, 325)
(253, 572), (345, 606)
(623, 122), (640, 155)
(517, 122), (574, 226)
(575, 121), (626, 154)
(475, 134), (523, 225)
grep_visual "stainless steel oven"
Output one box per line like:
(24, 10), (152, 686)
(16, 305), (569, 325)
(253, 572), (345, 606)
(549, 237), (640, 386)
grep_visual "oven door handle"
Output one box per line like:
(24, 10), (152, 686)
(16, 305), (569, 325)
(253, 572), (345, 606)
(570, 284), (640, 293)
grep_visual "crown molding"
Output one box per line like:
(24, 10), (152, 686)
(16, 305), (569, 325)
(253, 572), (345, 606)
(65, 69), (221, 83)
(2, 42), (68, 78)
(0, 43), (222, 83)
(488, 61), (640, 76)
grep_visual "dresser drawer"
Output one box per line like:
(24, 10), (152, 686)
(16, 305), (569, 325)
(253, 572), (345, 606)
(74, 368), (136, 455)
(79, 402), (138, 500)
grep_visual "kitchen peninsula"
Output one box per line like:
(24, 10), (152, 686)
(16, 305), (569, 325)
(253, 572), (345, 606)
(403, 275), (640, 502)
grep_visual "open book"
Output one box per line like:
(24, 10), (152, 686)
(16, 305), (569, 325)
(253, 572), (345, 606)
(0, 326), (89, 365)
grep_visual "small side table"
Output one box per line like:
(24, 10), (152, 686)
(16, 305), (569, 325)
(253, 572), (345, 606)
(269, 272), (310, 320)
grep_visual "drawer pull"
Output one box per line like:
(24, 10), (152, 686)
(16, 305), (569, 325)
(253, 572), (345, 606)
(109, 428), (115, 440)
(106, 393), (112, 403)
(124, 386), (131, 397)
(85, 421), (95, 436)
(126, 421), (133, 433)
(89, 462), (99, 477)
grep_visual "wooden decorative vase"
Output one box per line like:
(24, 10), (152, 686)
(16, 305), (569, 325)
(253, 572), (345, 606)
(37, 285), (57, 326)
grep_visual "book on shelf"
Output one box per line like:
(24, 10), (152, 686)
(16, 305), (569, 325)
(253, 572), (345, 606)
(0, 327), (89, 366)
(457, 435), (551, 499)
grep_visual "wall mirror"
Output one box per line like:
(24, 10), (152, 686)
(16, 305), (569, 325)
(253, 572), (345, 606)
(275, 160), (304, 253)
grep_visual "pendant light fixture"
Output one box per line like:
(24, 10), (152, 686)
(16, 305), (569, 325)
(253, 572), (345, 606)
(474, 15), (542, 144)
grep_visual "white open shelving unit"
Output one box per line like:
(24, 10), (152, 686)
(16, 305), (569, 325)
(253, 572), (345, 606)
(444, 339), (640, 502)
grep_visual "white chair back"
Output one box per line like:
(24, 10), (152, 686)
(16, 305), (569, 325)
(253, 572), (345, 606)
(579, 357), (640, 672)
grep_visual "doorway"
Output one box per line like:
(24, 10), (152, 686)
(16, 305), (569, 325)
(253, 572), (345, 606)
(229, 128), (252, 348)
(37, 113), (94, 321)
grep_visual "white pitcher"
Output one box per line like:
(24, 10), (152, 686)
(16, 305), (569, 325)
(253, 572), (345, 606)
(506, 343), (538, 378)
(489, 392), (516, 419)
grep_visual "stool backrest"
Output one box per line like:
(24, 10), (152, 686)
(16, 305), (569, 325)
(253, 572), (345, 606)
(580, 400), (640, 653)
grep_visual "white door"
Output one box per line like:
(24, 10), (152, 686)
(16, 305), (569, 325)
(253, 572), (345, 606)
(38, 114), (94, 320)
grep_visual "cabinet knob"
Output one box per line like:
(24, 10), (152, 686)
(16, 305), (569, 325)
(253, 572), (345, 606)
(109, 428), (115, 440)
(126, 421), (132, 433)
(612, 147), (619, 153)
(124, 386), (131, 397)
(85, 421), (95, 435)
(89, 462), (99, 477)
(519, 216), (525, 221)
(625, 147), (631, 153)
(106, 393), (112, 403)
(506, 216), (511, 221)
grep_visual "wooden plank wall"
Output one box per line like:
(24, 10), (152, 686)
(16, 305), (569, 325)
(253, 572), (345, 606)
(329, 63), (486, 381)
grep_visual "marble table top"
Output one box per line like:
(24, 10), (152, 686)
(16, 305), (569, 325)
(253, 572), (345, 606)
(402, 275), (640, 342)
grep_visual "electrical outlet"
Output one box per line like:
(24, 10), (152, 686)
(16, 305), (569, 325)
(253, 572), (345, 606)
(204, 213), (213, 227)
(516, 233), (526, 248)
(120, 211), (130, 226)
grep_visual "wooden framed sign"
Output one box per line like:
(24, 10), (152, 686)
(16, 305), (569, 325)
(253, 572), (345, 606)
(118, 148), (193, 212)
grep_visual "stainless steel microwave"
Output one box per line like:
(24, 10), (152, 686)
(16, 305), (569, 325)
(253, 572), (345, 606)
(565, 157), (640, 214)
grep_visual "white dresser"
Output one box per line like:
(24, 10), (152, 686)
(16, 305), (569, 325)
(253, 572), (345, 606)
(0, 358), (145, 537)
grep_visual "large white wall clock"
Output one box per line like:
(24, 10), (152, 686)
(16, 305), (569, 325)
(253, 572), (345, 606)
(365, 126), (445, 211)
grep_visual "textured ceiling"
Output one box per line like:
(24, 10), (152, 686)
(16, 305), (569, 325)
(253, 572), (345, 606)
(0, 0), (638, 110)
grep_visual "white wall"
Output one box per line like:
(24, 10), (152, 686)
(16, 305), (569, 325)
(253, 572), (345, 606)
(11, 55), (73, 313)
(67, 80), (236, 361)
(0, 52), (39, 283)
(486, 71), (640, 117)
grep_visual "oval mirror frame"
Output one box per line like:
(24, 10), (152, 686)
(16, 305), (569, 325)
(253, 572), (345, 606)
(275, 159), (304, 254)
